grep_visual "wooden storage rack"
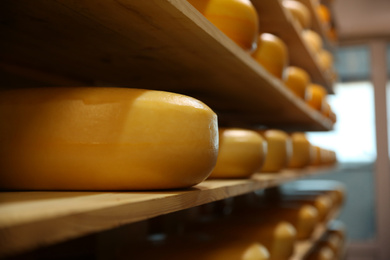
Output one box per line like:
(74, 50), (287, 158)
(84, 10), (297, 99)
(0, 0), (333, 131)
(0, 0), (340, 259)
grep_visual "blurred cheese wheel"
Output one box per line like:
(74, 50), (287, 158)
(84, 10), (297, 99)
(188, 0), (259, 52)
(305, 84), (327, 111)
(302, 30), (323, 54)
(209, 128), (266, 178)
(295, 205), (319, 239)
(284, 66), (311, 99)
(242, 243), (270, 260)
(0, 87), (219, 190)
(310, 145), (322, 166)
(282, 0), (311, 29)
(252, 33), (289, 79)
(288, 132), (311, 168)
(318, 49), (334, 72)
(271, 222), (297, 260)
(260, 130), (291, 172)
(317, 4), (331, 26)
(314, 195), (333, 222)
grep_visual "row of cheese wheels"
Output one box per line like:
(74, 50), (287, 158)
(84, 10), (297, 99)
(211, 128), (337, 179)
(0, 87), (336, 190)
(121, 182), (345, 260)
(186, 0), (336, 123)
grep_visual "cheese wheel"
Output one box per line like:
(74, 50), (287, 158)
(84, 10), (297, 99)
(0, 87), (218, 190)
(310, 145), (321, 166)
(282, 0), (311, 29)
(209, 128), (266, 178)
(302, 30), (323, 54)
(270, 222), (297, 260)
(252, 33), (289, 79)
(317, 4), (331, 27)
(260, 130), (291, 173)
(187, 0), (259, 52)
(283, 66), (311, 99)
(288, 132), (311, 169)
(317, 49), (334, 72)
(242, 243), (270, 260)
(305, 84), (327, 111)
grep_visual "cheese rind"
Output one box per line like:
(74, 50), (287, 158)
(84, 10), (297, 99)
(0, 87), (219, 190)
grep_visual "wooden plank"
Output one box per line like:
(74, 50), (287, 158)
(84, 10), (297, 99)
(0, 0), (332, 131)
(251, 0), (334, 93)
(0, 166), (336, 257)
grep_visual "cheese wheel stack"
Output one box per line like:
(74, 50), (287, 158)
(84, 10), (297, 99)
(0, 87), (219, 190)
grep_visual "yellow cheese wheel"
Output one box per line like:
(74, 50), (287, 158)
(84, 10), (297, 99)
(310, 145), (321, 166)
(283, 66), (311, 99)
(282, 0), (311, 29)
(242, 243), (270, 260)
(209, 128), (266, 178)
(288, 132), (311, 169)
(302, 30), (323, 54)
(252, 33), (289, 79)
(295, 205), (319, 239)
(260, 130), (291, 173)
(317, 49), (334, 72)
(187, 0), (259, 52)
(271, 222), (297, 260)
(317, 4), (331, 27)
(305, 84), (327, 111)
(314, 195), (333, 222)
(0, 87), (219, 190)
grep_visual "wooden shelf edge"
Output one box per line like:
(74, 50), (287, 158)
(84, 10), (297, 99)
(0, 165), (337, 258)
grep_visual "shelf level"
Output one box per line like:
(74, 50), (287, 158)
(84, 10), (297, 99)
(251, 0), (334, 93)
(0, 0), (332, 131)
(0, 166), (336, 258)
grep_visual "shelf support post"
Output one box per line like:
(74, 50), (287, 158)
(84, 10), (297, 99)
(370, 39), (390, 260)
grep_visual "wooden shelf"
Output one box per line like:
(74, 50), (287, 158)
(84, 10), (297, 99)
(251, 0), (334, 93)
(0, 0), (332, 131)
(0, 166), (336, 258)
